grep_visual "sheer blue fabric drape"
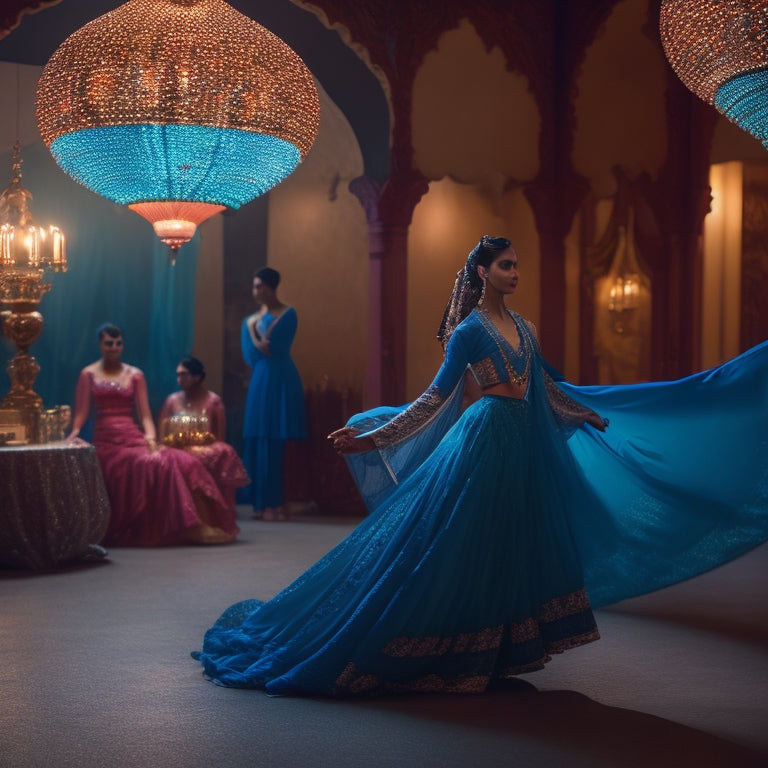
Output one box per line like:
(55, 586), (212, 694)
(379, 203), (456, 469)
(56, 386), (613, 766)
(0, 141), (199, 420)
(343, 336), (768, 609)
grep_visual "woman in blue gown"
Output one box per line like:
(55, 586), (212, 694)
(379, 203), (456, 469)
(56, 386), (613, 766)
(239, 267), (306, 521)
(194, 236), (768, 696)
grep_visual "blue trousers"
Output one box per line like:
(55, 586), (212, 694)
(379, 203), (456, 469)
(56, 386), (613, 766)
(241, 437), (285, 509)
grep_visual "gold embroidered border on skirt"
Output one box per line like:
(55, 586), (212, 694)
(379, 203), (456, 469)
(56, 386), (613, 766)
(383, 625), (503, 658)
(538, 586), (592, 622)
(332, 587), (598, 694)
(382, 587), (593, 659)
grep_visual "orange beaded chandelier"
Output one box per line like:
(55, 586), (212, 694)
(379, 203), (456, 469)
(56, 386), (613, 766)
(35, 0), (320, 253)
(660, 0), (768, 148)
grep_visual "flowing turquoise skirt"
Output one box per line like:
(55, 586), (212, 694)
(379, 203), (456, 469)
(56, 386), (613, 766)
(193, 396), (599, 695)
(195, 341), (768, 695)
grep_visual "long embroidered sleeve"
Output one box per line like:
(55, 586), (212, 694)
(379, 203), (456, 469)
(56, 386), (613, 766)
(366, 329), (471, 449)
(544, 371), (602, 431)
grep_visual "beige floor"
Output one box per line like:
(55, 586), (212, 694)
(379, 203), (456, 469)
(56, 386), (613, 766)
(1, 510), (766, 768)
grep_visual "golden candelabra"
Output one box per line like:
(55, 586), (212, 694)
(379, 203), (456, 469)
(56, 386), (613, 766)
(0, 140), (66, 442)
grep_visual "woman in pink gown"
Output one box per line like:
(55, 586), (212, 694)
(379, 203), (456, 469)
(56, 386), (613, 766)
(67, 325), (239, 546)
(158, 356), (249, 513)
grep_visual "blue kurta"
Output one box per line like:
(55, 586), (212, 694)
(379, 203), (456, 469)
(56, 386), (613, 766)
(240, 307), (305, 510)
(241, 307), (305, 441)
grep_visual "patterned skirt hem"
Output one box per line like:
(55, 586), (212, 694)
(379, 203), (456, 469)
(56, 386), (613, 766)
(333, 626), (601, 697)
(332, 590), (600, 696)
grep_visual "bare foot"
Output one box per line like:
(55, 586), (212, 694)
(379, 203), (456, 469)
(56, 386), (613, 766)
(263, 507), (288, 521)
(184, 524), (236, 545)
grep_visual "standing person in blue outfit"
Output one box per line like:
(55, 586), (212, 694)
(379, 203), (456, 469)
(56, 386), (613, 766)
(193, 235), (768, 696)
(240, 267), (306, 521)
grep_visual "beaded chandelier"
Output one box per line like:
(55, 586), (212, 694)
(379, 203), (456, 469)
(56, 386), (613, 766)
(35, 0), (320, 252)
(660, 0), (768, 148)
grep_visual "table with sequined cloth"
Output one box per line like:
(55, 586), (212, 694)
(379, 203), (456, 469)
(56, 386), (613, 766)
(0, 441), (111, 569)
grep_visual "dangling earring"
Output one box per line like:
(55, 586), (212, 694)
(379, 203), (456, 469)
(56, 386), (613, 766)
(478, 276), (486, 306)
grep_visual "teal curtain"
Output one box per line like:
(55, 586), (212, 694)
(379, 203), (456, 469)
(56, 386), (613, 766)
(0, 141), (200, 422)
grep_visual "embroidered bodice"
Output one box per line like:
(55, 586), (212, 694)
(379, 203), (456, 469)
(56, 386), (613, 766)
(469, 309), (533, 388)
(72, 367), (152, 449)
(88, 369), (139, 420)
(366, 308), (599, 449)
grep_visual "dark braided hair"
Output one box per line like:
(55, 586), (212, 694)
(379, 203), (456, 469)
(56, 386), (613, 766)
(437, 236), (512, 346)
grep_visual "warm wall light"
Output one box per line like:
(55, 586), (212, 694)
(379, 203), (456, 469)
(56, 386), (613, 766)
(660, 0), (768, 147)
(606, 224), (641, 335)
(607, 272), (640, 314)
(35, 0), (320, 255)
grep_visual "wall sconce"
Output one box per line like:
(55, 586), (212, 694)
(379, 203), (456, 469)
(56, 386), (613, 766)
(607, 215), (641, 335)
(607, 272), (640, 334)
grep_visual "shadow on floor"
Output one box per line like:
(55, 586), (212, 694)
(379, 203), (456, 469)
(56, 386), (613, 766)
(356, 685), (768, 768)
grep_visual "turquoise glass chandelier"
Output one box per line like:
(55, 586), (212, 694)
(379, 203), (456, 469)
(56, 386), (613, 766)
(660, 0), (768, 147)
(35, 0), (320, 252)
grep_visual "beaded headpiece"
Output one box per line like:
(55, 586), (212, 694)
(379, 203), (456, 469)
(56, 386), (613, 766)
(436, 236), (510, 347)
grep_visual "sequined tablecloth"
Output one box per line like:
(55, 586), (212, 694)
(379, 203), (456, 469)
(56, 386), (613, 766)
(0, 441), (111, 569)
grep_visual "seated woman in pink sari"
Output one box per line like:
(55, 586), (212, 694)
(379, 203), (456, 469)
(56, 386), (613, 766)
(67, 325), (239, 547)
(158, 356), (249, 513)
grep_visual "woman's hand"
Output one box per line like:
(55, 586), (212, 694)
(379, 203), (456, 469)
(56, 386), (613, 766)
(327, 426), (375, 454)
(145, 436), (158, 452)
(585, 412), (608, 432)
(248, 316), (270, 355)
